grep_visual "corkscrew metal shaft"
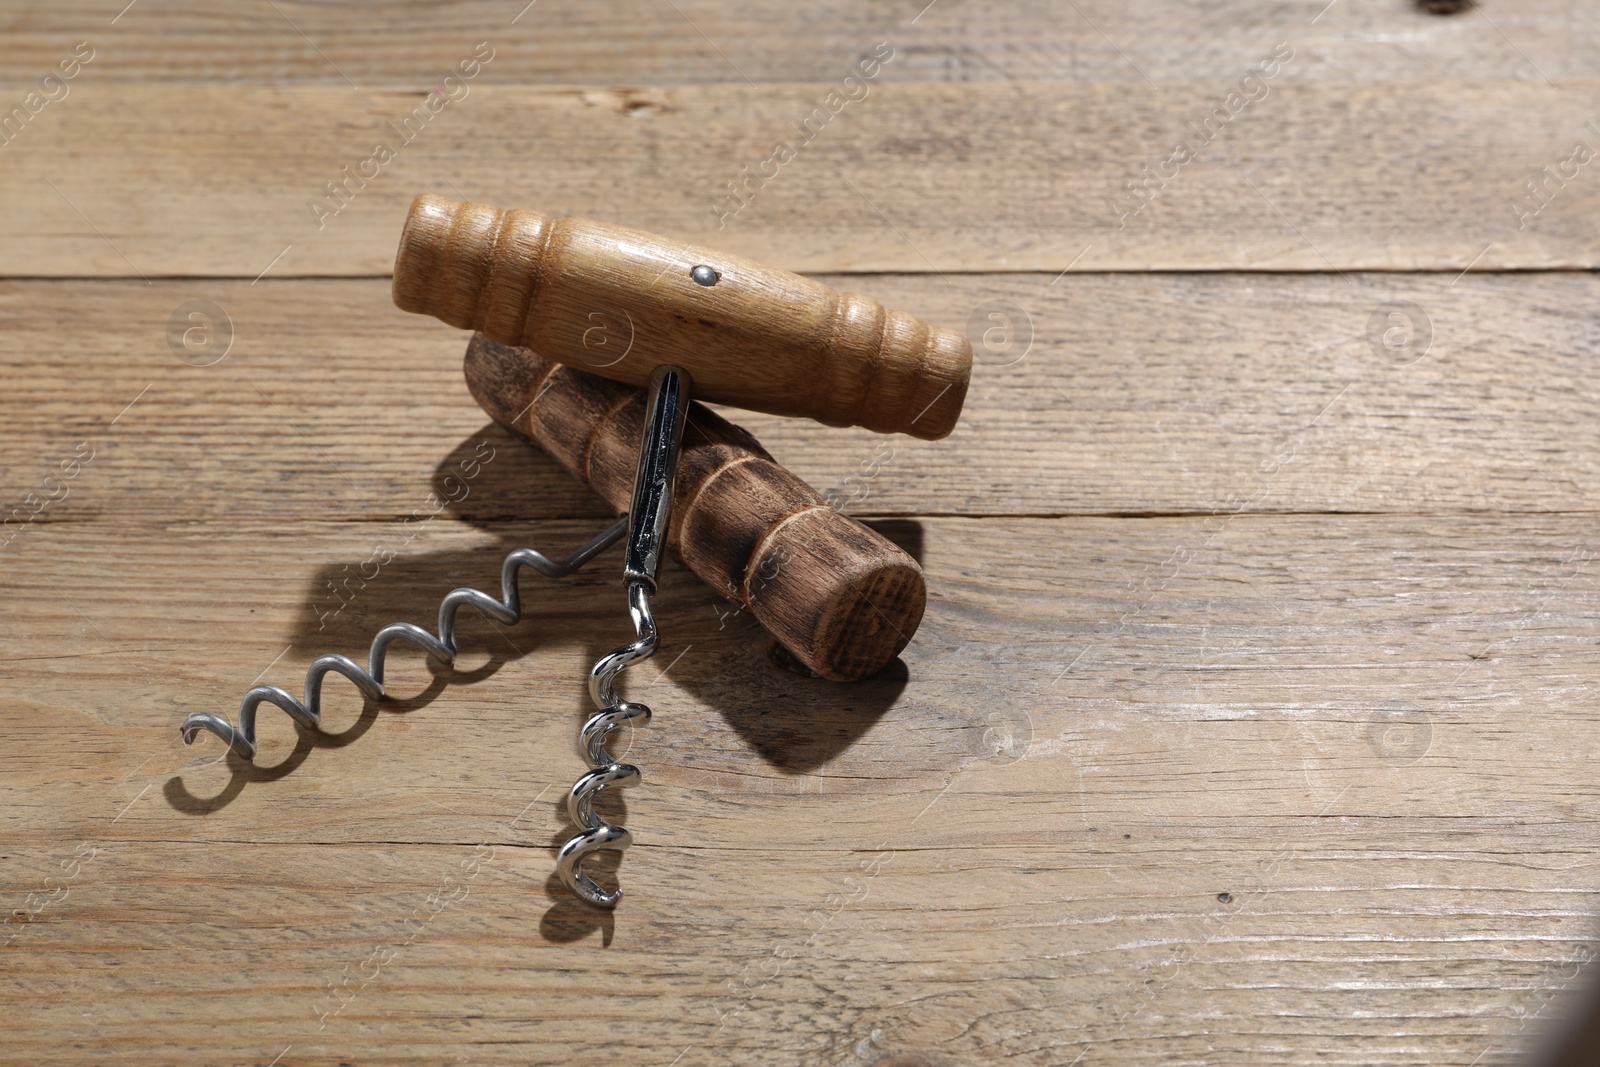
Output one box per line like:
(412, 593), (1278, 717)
(558, 364), (691, 908)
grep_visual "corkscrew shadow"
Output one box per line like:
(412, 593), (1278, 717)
(705, 655), (910, 773)
(660, 515), (925, 774)
(539, 796), (624, 947)
(166, 422), (928, 919)
(859, 518), (926, 569)
(163, 661), (472, 813)
(165, 424), (615, 814)
(163, 736), (313, 814)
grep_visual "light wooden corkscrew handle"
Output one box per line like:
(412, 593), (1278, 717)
(396, 194), (970, 440)
(464, 332), (926, 681)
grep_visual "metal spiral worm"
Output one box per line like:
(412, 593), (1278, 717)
(556, 578), (659, 908)
(554, 364), (691, 908)
(183, 366), (690, 910)
(178, 518), (628, 761)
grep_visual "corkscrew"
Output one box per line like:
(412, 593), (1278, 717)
(558, 364), (688, 906)
(180, 193), (972, 909)
(180, 365), (687, 908)
(178, 518), (626, 761)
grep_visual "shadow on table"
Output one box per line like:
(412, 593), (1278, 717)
(1531, 947), (1600, 1067)
(163, 422), (920, 928)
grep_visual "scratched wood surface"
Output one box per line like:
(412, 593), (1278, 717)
(5, 80), (1600, 275)
(4, 2), (1600, 1066)
(0, 0), (1581, 84)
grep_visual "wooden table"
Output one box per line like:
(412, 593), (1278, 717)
(4, 3), (1599, 1063)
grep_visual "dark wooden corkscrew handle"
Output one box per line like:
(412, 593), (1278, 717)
(463, 332), (925, 681)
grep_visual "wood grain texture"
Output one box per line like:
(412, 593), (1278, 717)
(2, 80), (1599, 276)
(395, 194), (971, 438)
(6, 1), (1600, 1063)
(1, 1), (1594, 85)
(3, 513), (1599, 1065)
(3, 273), (1598, 525)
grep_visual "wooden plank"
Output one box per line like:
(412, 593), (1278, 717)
(6, 3), (1599, 1062)
(2, 81), (1598, 276)
(3, 512), (1598, 1064)
(1, 1), (1593, 85)
(4, 272), (1598, 526)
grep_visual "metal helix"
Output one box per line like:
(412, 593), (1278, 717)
(550, 364), (688, 908)
(556, 578), (659, 908)
(178, 518), (628, 761)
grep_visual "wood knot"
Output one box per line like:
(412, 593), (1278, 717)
(579, 88), (673, 118)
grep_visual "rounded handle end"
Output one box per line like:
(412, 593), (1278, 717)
(832, 303), (971, 440)
(394, 194), (551, 342)
(886, 322), (971, 440)
(393, 193), (465, 323)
